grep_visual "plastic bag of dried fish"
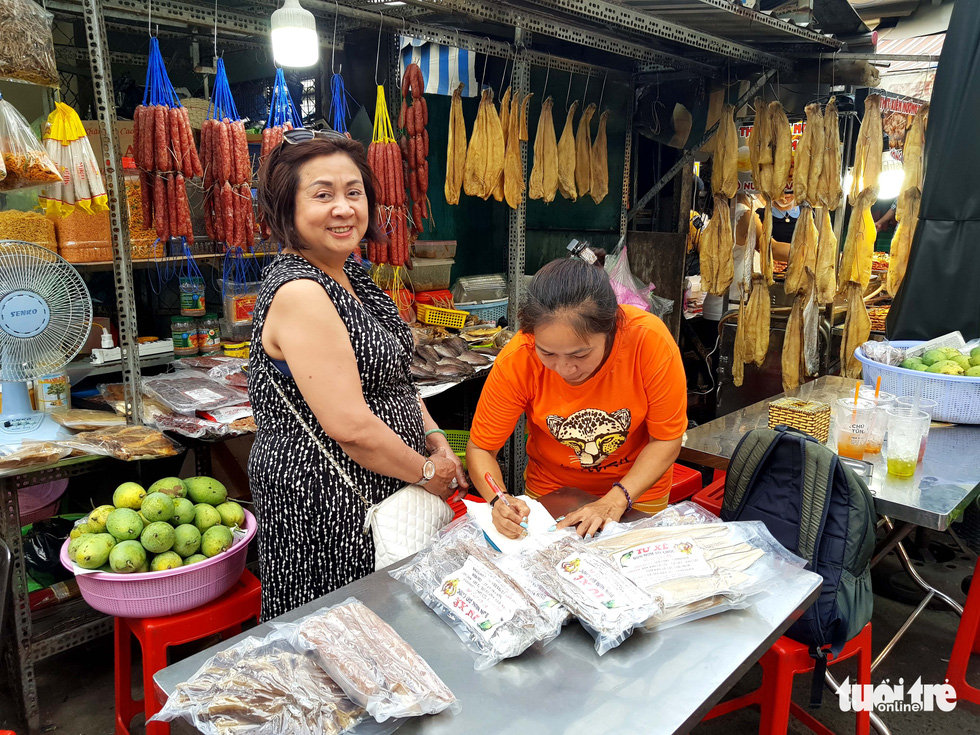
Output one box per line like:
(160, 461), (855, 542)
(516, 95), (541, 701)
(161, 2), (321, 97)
(588, 521), (806, 631)
(273, 597), (459, 723)
(522, 532), (663, 655)
(390, 519), (562, 669)
(150, 632), (399, 735)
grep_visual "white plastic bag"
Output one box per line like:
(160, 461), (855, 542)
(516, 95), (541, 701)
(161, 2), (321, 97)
(522, 532), (663, 655)
(273, 597), (459, 723)
(150, 633), (379, 735)
(389, 519), (561, 669)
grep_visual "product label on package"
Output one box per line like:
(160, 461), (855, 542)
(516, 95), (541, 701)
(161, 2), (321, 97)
(556, 552), (650, 611)
(614, 538), (713, 588)
(436, 557), (523, 639)
(232, 294), (257, 322)
(904, 331), (966, 359)
(495, 555), (561, 610)
(184, 388), (224, 402)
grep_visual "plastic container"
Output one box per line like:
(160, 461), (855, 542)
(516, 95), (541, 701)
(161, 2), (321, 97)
(0, 210), (57, 251)
(224, 281), (260, 324)
(455, 298), (508, 325)
(414, 289), (455, 307)
(223, 342), (250, 359)
(855, 340), (980, 424)
(179, 276), (206, 317)
(171, 316), (198, 356)
(198, 313), (222, 356)
(409, 258), (454, 292)
(452, 273), (507, 303)
(59, 509), (257, 618)
(413, 240), (457, 259)
(124, 173), (165, 259)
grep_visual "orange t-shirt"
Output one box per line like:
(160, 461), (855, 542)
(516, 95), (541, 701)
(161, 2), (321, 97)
(470, 305), (688, 501)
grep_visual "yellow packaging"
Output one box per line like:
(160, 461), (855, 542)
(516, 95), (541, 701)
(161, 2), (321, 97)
(33, 374), (71, 414)
(223, 342), (250, 359)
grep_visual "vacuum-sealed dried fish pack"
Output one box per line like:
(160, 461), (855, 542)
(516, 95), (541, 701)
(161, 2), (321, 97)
(390, 522), (561, 670)
(150, 634), (388, 735)
(276, 597), (459, 723)
(589, 521), (806, 630)
(524, 533), (663, 655)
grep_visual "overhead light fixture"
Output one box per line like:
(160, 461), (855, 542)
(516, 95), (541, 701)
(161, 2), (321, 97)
(271, 0), (319, 68)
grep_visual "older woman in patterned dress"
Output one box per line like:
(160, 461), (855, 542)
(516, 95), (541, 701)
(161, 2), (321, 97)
(247, 134), (465, 620)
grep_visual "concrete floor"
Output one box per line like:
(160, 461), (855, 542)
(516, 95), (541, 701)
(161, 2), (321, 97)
(1, 541), (978, 735)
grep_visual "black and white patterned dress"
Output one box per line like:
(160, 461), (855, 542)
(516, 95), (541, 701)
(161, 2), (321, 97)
(248, 253), (424, 620)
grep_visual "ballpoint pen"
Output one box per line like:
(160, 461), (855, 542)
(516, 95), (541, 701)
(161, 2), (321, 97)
(484, 473), (529, 532)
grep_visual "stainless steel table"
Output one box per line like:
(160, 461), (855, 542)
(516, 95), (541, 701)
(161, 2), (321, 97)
(155, 492), (821, 735)
(679, 375), (980, 671)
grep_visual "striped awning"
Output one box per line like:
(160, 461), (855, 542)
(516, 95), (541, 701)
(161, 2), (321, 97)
(877, 33), (945, 73)
(400, 37), (479, 97)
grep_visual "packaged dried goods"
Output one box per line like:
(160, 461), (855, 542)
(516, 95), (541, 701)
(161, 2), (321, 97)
(0, 97), (61, 191)
(277, 597), (458, 722)
(390, 519), (561, 669)
(0, 210), (56, 250)
(52, 209), (111, 262)
(61, 425), (180, 461)
(0, 442), (70, 474)
(0, 0), (59, 88)
(143, 372), (247, 415)
(151, 634), (374, 735)
(589, 520), (806, 630)
(39, 102), (108, 217)
(523, 533), (663, 655)
(50, 409), (125, 431)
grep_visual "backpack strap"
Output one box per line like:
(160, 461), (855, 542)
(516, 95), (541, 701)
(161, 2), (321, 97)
(722, 428), (781, 519)
(796, 442), (836, 563)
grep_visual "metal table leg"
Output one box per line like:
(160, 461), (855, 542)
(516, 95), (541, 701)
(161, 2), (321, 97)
(0, 475), (39, 734)
(871, 518), (965, 672)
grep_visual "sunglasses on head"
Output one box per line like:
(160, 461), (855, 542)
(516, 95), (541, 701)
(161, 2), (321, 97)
(281, 128), (349, 145)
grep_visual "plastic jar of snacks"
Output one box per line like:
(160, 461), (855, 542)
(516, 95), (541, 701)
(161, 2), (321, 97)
(0, 210), (57, 251)
(171, 316), (198, 356)
(198, 313), (222, 356)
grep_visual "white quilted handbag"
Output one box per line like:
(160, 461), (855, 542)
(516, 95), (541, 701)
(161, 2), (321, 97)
(271, 377), (452, 570)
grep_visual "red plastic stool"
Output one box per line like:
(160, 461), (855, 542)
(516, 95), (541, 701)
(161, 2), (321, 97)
(115, 569), (261, 735)
(702, 623), (872, 735)
(946, 558), (980, 705)
(668, 463), (703, 504)
(692, 473), (727, 516)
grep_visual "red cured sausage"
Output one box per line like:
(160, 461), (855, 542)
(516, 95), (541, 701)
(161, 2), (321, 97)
(408, 170), (419, 204)
(168, 108), (183, 173)
(398, 101), (407, 132)
(174, 108), (192, 177)
(222, 182), (235, 247)
(234, 122), (250, 185)
(412, 201), (422, 233)
(154, 106), (168, 173)
(133, 106), (143, 170)
(244, 187), (256, 250)
(390, 143), (404, 206)
(140, 106), (153, 172)
(152, 175), (166, 239)
(213, 185), (226, 243)
(182, 107), (204, 178)
(139, 170), (153, 227)
(202, 121), (214, 190)
(166, 173), (178, 240)
(420, 96), (428, 127)
(203, 190), (215, 241)
(217, 122), (232, 184)
(176, 173), (194, 243)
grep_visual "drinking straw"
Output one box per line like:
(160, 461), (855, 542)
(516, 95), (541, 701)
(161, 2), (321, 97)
(854, 382), (860, 406)
(912, 382), (921, 415)
(874, 376), (882, 399)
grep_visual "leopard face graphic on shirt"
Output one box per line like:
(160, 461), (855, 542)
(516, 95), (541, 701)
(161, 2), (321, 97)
(546, 408), (632, 468)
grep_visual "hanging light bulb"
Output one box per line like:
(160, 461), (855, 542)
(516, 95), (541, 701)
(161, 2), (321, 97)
(271, 0), (319, 68)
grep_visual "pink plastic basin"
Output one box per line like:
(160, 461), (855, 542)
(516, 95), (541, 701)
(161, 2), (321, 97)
(60, 509), (257, 618)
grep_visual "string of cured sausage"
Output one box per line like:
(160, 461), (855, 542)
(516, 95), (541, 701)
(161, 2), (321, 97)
(399, 63), (429, 236)
(366, 85), (408, 267)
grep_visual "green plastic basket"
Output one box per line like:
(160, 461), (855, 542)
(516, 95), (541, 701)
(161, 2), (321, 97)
(444, 430), (470, 469)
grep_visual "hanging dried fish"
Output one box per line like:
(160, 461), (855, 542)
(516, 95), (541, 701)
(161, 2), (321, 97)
(784, 205), (818, 296)
(557, 101), (578, 201)
(590, 111), (609, 205)
(782, 293), (804, 392)
(887, 188), (921, 297)
(819, 97), (843, 211)
(445, 84), (467, 206)
(841, 281), (870, 379)
(712, 104), (738, 199)
(768, 102), (793, 198)
(700, 195), (734, 296)
(529, 97), (559, 204)
(848, 94), (883, 206)
(815, 207), (838, 304)
(575, 103), (596, 198)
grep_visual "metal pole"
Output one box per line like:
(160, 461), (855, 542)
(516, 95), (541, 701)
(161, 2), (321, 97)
(620, 73), (635, 240)
(82, 0), (143, 425)
(507, 28), (530, 494)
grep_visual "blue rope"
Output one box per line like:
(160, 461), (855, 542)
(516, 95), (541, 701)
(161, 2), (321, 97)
(207, 58), (241, 122)
(143, 37), (183, 108)
(329, 73), (354, 133)
(265, 68), (303, 129)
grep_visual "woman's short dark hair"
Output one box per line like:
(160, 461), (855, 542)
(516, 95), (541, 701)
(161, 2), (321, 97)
(257, 136), (385, 251)
(518, 257), (621, 341)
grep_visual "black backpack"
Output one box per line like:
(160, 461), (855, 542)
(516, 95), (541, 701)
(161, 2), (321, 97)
(720, 426), (877, 706)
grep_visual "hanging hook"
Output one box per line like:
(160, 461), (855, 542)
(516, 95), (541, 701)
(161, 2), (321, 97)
(212, 0), (218, 60)
(331, 0), (341, 75)
(375, 12), (386, 87)
(565, 70), (574, 111)
(499, 44), (511, 95)
(542, 57), (550, 98)
(597, 70), (608, 111)
(148, 0), (152, 37)
(480, 43), (489, 90)
(582, 72), (590, 107)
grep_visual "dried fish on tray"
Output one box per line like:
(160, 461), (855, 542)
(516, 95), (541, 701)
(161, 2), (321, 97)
(390, 520), (561, 669)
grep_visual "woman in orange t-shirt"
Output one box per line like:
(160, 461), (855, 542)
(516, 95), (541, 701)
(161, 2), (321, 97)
(467, 258), (688, 540)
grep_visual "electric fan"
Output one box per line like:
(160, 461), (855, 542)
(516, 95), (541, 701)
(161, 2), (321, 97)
(0, 240), (92, 445)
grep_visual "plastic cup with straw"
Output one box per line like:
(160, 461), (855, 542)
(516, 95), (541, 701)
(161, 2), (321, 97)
(836, 383), (874, 460)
